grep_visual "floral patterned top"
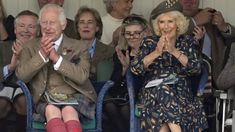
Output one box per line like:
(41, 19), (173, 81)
(131, 35), (201, 83)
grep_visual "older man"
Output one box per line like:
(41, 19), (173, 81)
(0, 10), (39, 132)
(179, 0), (235, 85)
(16, 4), (96, 132)
(37, 0), (78, 39)
(101, 0), (133, 45)
(179, 0), (235, 131)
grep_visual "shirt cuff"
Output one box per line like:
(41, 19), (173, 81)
(39, 51), (49, 63)
(54, 56), (63, 70)
(3, 65), (13, 79)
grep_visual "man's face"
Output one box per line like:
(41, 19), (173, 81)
(112, 0), (133, 19)
(38, 0), (64, 8)
(179, 0), (199, 17)
(40, 8), (66, 41)
(15, 15), (38, 43)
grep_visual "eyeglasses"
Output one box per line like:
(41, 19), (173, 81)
(123, 30), (145, 39)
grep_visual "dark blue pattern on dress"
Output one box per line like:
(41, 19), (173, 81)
(131, 35), (208, 131)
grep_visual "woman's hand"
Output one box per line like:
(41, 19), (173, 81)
(193, 26), (206, 41)
(163, 35), (177, 54)
(116, 46), (130, 75)
(155, 35), (166, 55)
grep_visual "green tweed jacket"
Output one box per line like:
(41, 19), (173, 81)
(15, 35), (97, 103)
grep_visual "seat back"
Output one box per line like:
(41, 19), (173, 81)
(125, 68), (142, 132)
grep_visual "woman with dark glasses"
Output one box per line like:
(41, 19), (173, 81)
(104, 14), (151, 132)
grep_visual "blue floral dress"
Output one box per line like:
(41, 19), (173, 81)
(131, 35), (208, 132)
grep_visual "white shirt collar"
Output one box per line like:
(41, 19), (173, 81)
(54, 34), (63, 51)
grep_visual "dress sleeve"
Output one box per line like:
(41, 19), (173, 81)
(180, 35), (201, 76)
(131, 36), (158, 76)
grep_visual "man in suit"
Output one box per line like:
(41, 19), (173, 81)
(217, 42), (235, 89)
(179, 0), (235, 86)
(0, 10), (39, 132)
(179, 0), (235, 131)
(37, 0), (78, 39)
(16, 4), (96, 132)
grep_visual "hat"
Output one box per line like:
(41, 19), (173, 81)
(122, 14), (148, 29)
(150, 0), (183, 20)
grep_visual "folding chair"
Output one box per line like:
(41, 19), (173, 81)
(215, 88), (235, 132)
(16, 80), (114, 132)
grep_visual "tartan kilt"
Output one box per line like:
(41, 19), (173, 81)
(36, 93), (96, 121)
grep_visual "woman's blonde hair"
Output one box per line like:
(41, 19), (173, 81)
(151, 11), (189, 36)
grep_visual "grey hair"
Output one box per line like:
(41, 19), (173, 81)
(151, 11), (189, 36)
(14, 10), (39, 26)
(39, 4), (66, 26)
(103, 0), (118, 13)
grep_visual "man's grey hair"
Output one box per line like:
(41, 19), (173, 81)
(103, 0), (118, 13)
(39, 4), (66, 26)
(14, 10), (39, 26)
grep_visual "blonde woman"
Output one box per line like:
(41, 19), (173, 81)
(131, 1), (208, 132)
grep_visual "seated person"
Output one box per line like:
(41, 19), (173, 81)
(16, 4), (96, 132)
(37, 0), (78, 39)
(104, 14), (149, 132)
(0, 0), (15, 41)
(131, 1), (208, 131)
(74, 6), (114, 84)
(0, 10), (39, 132)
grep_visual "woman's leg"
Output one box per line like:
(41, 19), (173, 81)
(105, 102), (127, 132)
(13, 94), (27, 132)
(159, 123), (170, 132)
(45, 104), (66, 132)
(120, 105), (130, 132)
(168, 123), (181, 132)
(0, 98), (11, 131)
(0, 98), (11, 118)
(62, 106), (82, 132)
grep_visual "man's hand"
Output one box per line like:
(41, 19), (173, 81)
(39, 35), (54, 59)
(12, 39), (24, 58)
(193, 8), (214, 26)
(212, 11), (228, 32)
(49, 48), (60, 64)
